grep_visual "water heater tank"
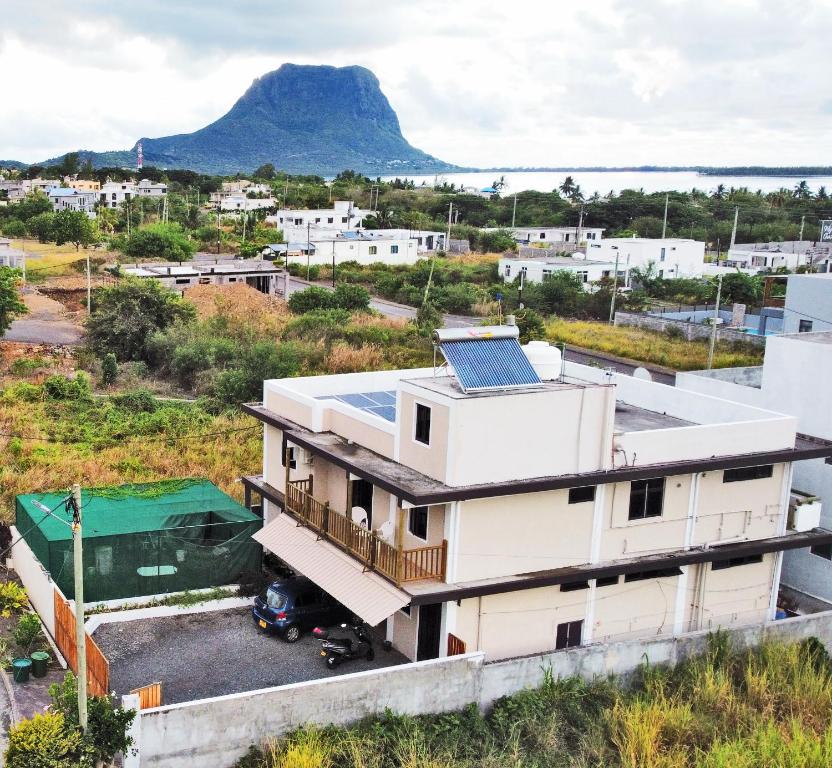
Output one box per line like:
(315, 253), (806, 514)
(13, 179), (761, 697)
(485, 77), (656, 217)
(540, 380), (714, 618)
(522, 340), (562, 381)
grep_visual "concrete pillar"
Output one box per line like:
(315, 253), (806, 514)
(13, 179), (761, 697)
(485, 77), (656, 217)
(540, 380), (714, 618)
(121, 693), (141, 768)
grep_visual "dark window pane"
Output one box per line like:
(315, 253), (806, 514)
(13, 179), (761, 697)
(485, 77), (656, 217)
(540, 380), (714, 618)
(560, 580), (589, 592)
(723, 465), (774, 483)
(408, 506), (429, 539)
(568, 486), (596, 504)
(811, 543), (832, 560)
(596, 575), (619, 587)
(415, 403), (431, 445)
(712, 554), (764, 571)
(556, 620), (583, 649)
(629, 478), (664, 519)
(624, 567), (683, 583)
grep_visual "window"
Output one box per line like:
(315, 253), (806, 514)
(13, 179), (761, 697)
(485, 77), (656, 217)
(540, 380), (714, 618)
(723, 465), (773, 483)
(628, 478), (665, 520)
(799, 319), (814, 333)
(327, 217), (333, 223)
(660, 247), (666, 262)
(280, 437), (296, 469)
(596, 575), (619, 587)
(504, 265), (511, 277)
(400, 603), (412, 616)
(555, 619), (583, 649)
(624, 567), (683, 583)
(540, 232), (546, 239)
(408, 506), (428, 540)
(415, 403), (431, 445)
(175, 278), (190, 285)
(542, 269), (553, 278)
(391, 245), (399, 254)
(711, 554), (763, 571)
(560, 580), (589, 592)
(577, 271), (588, 283)
(315, 217), (321, 223)
(368, 246), (377, 255)
(568, 486), (596, 504)
(811, 543), (832, 560)
(228, 277), (236, 282)
(341, 217), (348, 223)
(294, 218), (302, 225)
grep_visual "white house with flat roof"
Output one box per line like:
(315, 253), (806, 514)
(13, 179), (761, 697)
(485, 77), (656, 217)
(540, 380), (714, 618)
(114, 258), (281, 295)
(0, 238), (24, 268)
(498, 254), (618, 288)
(241, 325), (832, 662)
(46, 187), (97, 214)
(99, 181), (137, 209)
(489, 226), (604, 246)
(220, 195), (276, 211)
(136, 179), (168, 198)
(782, 273), (832, 334)
(269, 231), (421, 267)
(268, 201), (375, 234)
(587, 237), (705, 278)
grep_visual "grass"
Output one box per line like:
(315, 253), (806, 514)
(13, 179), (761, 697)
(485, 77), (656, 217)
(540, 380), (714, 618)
(234, 635), (832, 768)
(545, 319), (764, 370)
(10, 239), (91, 283)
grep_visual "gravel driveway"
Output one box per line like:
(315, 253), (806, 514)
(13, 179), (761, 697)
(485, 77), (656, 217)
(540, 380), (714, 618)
(94, 607), (407, 705)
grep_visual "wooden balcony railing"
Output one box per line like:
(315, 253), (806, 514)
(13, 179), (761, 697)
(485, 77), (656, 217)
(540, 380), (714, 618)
(285, 479), (446, 585)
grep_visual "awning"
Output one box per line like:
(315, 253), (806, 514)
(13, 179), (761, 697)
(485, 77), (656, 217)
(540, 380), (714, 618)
(253, 513), (410, 626)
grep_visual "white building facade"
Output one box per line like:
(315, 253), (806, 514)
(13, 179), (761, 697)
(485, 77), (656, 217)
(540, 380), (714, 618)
(498, 255), (618, 287)
(268, 201), (375, 234)
(99, 181), (137, 209)
(46, 187), (97, 214)
(587, 237), (706, 278)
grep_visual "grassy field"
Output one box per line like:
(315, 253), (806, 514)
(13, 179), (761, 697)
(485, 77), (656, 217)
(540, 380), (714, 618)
(236, 635), (832, 768)
(10, 238), (93, 282)
(546, 319), (764, 371)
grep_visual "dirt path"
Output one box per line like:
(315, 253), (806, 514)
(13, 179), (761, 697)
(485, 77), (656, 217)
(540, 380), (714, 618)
(2, 289), (84, 345)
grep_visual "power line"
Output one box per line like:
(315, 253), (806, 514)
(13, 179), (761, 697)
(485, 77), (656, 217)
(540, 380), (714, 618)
(0, 496), (70, 565)
(0, 424), (260, 447)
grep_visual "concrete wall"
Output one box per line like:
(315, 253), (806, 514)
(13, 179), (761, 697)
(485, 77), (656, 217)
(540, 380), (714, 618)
(128, 610), (832, 768)
(614, 311), (766, 346)
(10, 527), (56, 636)
(783, 274), (832, 334)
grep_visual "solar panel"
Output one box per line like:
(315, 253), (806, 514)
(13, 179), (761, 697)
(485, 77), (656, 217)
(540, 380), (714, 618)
(439, 337), (541, 392)
(316, 391), (398, 422)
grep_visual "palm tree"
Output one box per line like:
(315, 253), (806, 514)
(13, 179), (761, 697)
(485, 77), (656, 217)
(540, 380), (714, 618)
(818, 186), (829, 201)
(569, 185), (584, 203)
(492, 175), (507, 192)
(712, 184), (726, 200)
(559, 176), (577, 197)
(794, 180), (812, 199)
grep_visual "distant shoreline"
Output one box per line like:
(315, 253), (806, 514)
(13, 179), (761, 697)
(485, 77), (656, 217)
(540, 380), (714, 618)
(472, 166), (832, 177)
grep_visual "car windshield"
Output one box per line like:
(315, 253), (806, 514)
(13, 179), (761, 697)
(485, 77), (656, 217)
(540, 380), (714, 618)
(264, 588), (287, 610)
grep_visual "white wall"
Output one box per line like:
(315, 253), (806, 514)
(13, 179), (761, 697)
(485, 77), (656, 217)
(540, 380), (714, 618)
(587, 238), (705, 278)
(285, 238), (421, 267)
(498, 257), (614, 286)
(10, 526), (56, 636)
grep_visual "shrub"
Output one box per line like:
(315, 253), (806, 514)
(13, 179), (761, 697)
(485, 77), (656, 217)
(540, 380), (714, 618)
(1, 219), (26, 238)
(333, 283), (370, 311)
(121, 222), (196, 262)
(283, 309), (352, 343)
(43, 373), (91, 401)
(0, 581), (27, 617)
(9, 357), (47, 375)
(109, 388), (158, 413)
(5, 711), (81, 768)
(13, 613), (41, 650)
(287, 286), (334, 314)
(101, 353), (118, 385)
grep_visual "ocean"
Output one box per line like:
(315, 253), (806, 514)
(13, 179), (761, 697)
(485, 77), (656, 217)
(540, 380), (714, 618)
(381, 170), (832, 197)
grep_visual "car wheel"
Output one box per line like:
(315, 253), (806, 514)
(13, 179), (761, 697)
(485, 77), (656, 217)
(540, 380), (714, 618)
(326, 655), (339, 669)
(366, 648), (375, 661)
(282, 625), (301, 643)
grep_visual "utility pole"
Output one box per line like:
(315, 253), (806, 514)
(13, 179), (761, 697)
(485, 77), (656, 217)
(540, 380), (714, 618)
(331, 241), (336, 288)
(707, 273), (723, 370)
(446, 202), (453, 253)
(85, 251), (91, 315)
(661, 193), (669, 239)
(799, 215), (805, 242)
(511, 193), (517, 229)
(20, 240), (25, 284)
(577, 205), (584, 247)
(729, 206), (739, 250)
(306, 222), (311, 281)
(608, 251), (620, 324)
(216, 207), (221, 255)
(71, 483), (87, 731)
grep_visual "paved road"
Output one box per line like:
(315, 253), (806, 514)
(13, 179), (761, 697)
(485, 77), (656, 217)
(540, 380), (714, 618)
(2, 290), (84, 346)
(94, 606), (406, 705)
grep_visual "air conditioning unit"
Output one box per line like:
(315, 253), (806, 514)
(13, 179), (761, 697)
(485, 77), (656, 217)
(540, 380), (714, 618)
(788, 495), (822, 532)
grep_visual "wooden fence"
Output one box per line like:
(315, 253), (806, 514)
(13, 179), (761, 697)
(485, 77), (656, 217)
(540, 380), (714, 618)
(53, 590), (110, 697)
(131, 682), (163, 709)
(286, 480), (446, 584)
(447, 633), (467, 656)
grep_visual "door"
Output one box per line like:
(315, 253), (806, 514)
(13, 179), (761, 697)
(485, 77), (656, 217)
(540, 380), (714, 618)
(417, 603), (442, 661)
(350, 479), (374, 528)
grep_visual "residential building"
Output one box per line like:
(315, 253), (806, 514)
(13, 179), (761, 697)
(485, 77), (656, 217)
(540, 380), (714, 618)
(242, 325), (832, 662)
(268, 231), (420, 267)
(0, 178), (60, 202)
(498, 254), (618, 287)
(114, 258), (282, 295)
(360, 229), (445, 253)
(99, 180), (137, 209)
(485, 226), (604, 246)
(210, 181), (272, 204)
(781, 273), (832, 334)
(587, 237), (706, 278)
(267, 201), (375, 233)
(65, 177), (101, 192)
(0, 238), (24, 268)
(46, 187), (97, 214)
(220, 195), (276, 211)
(136, 179), (168, 197)
(726, 241), (832, 272)
(676, 330), (832, 608)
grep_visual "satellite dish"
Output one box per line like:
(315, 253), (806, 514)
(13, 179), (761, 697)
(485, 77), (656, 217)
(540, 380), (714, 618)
(377, 520), (395, 543)
(633, 367), (653, 382)
(351, 507), (368, 528)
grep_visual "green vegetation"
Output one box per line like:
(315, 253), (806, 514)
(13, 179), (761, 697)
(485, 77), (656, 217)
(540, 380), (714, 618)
(0, 581), (28, 617)
(236, 635), (832, 768)
(115, 221), (196, 261)
(12, 613), (41, 650)
(0, 267), (27, 334)
(51, 209), (97, 250)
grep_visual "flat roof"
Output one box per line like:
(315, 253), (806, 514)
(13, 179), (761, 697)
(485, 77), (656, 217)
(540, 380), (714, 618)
(614, 403), (693, 432)
(779, 330), (832, 345)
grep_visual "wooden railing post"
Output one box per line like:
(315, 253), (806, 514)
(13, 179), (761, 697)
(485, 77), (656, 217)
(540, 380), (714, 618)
(322, 502), (330, 538)
(396, 507), (405, 586)
(283, 444), (292, 499)
(369, 531), (378, 572)
(441, 539), (448, 581)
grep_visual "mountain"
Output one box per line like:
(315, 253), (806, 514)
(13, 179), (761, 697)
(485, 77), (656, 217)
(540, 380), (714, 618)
(33, 64), (456, 176)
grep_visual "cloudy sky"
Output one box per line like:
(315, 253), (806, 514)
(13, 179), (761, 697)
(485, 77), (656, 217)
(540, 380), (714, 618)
(1, 0), (830, 167)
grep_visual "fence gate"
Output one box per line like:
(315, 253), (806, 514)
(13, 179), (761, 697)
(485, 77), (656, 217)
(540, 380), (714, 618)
(53, 590), (110, 697)
(130, 682), (162, 709)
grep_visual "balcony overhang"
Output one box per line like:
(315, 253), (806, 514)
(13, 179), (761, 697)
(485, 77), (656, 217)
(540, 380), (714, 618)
(405, 527), (832, 605)
(243, 403), (832, 506)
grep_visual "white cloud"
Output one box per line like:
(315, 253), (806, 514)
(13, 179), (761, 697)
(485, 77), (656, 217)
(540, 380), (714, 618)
(0, 0), (830, 167)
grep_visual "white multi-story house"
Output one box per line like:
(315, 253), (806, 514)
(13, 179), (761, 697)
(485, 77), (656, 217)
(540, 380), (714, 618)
(268, 201), (375, 234)
(726, 241), (832, 272)
(487, 226), (604, 246)
(46, 187), (97, 214)
(498, 254), (618, 287)
(136, 179), (168, 197)
(99, 181), (137, 209)
(241, 325), (832, 662)
(220, 195), (276, 212)
(587, 237), (706, 278)
(269, 231), (420, 267)
(0, 238), (24, 268)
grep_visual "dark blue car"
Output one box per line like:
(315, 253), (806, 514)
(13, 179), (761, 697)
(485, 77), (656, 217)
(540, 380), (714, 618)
(252, 577), (352, 643)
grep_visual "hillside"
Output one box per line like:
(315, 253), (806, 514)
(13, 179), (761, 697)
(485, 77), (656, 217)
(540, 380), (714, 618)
(30, 64), (455, 176)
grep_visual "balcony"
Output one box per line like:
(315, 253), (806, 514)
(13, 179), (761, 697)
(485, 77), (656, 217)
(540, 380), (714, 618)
(285, 478), (446, 585)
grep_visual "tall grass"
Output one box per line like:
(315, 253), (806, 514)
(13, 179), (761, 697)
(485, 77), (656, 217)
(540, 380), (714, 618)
(545, 319), (763, 370)
(235, 636), (832, 768)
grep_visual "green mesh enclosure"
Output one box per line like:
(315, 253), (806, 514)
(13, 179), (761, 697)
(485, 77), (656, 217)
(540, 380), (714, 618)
(16, 479), (262, 603)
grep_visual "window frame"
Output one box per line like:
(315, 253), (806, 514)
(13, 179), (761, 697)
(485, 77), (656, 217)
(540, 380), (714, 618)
(555, 619), (583, 650)
(414, 403), (431, 446)
(810, 543), (832, 560)
(722, 465), (773, 483)
(628, 478), (665, 520)
(408, 506), (429, 541)
(568, 486), (596, 505)
(711, 553), (764, 571)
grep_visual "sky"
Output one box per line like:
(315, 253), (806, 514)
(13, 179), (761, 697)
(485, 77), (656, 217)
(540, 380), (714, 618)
(1, 0), (830, 168)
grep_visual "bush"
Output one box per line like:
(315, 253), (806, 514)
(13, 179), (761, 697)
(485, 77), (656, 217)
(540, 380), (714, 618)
(1, 219), (26, 238)
(0, 581), (27, 617)
(287, 286), (334, 314)
(121, 223), (196, 262)
(5, 711), (81, 768)
(333, 283), (370, 311)
(43, 373), (91, 401)
(101, 353), (118, 385)
(13, 613), (41, 650)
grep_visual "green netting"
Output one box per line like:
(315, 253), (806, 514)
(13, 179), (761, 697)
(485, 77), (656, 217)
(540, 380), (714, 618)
(15, 479), (262, 602)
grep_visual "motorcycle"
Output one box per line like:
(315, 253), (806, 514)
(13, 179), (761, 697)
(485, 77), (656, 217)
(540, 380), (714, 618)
(313, 622), (375, 669)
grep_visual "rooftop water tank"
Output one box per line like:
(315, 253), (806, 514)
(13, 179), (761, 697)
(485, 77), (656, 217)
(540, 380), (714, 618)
(522, 340), (562, 381)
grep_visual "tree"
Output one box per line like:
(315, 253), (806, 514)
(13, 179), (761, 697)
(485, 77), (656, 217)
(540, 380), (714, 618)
(15, 191), (52, 221)
(57, 152), (80, 178)
(27, 212), (55, 243)
(52, 209), (97, 250)
(86, 278), (196, 361)
(559, 176), (577, 197)
(477, 229), (517, 253)
(253, 163), (276, 180)
(718, 272), (761, 305)
(101, 353), (118, 385)
(0, 267), (27, 335)
(793, 180), (811, 199)
(122, 223), (196, 261)
(1, 219), (26, 238)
